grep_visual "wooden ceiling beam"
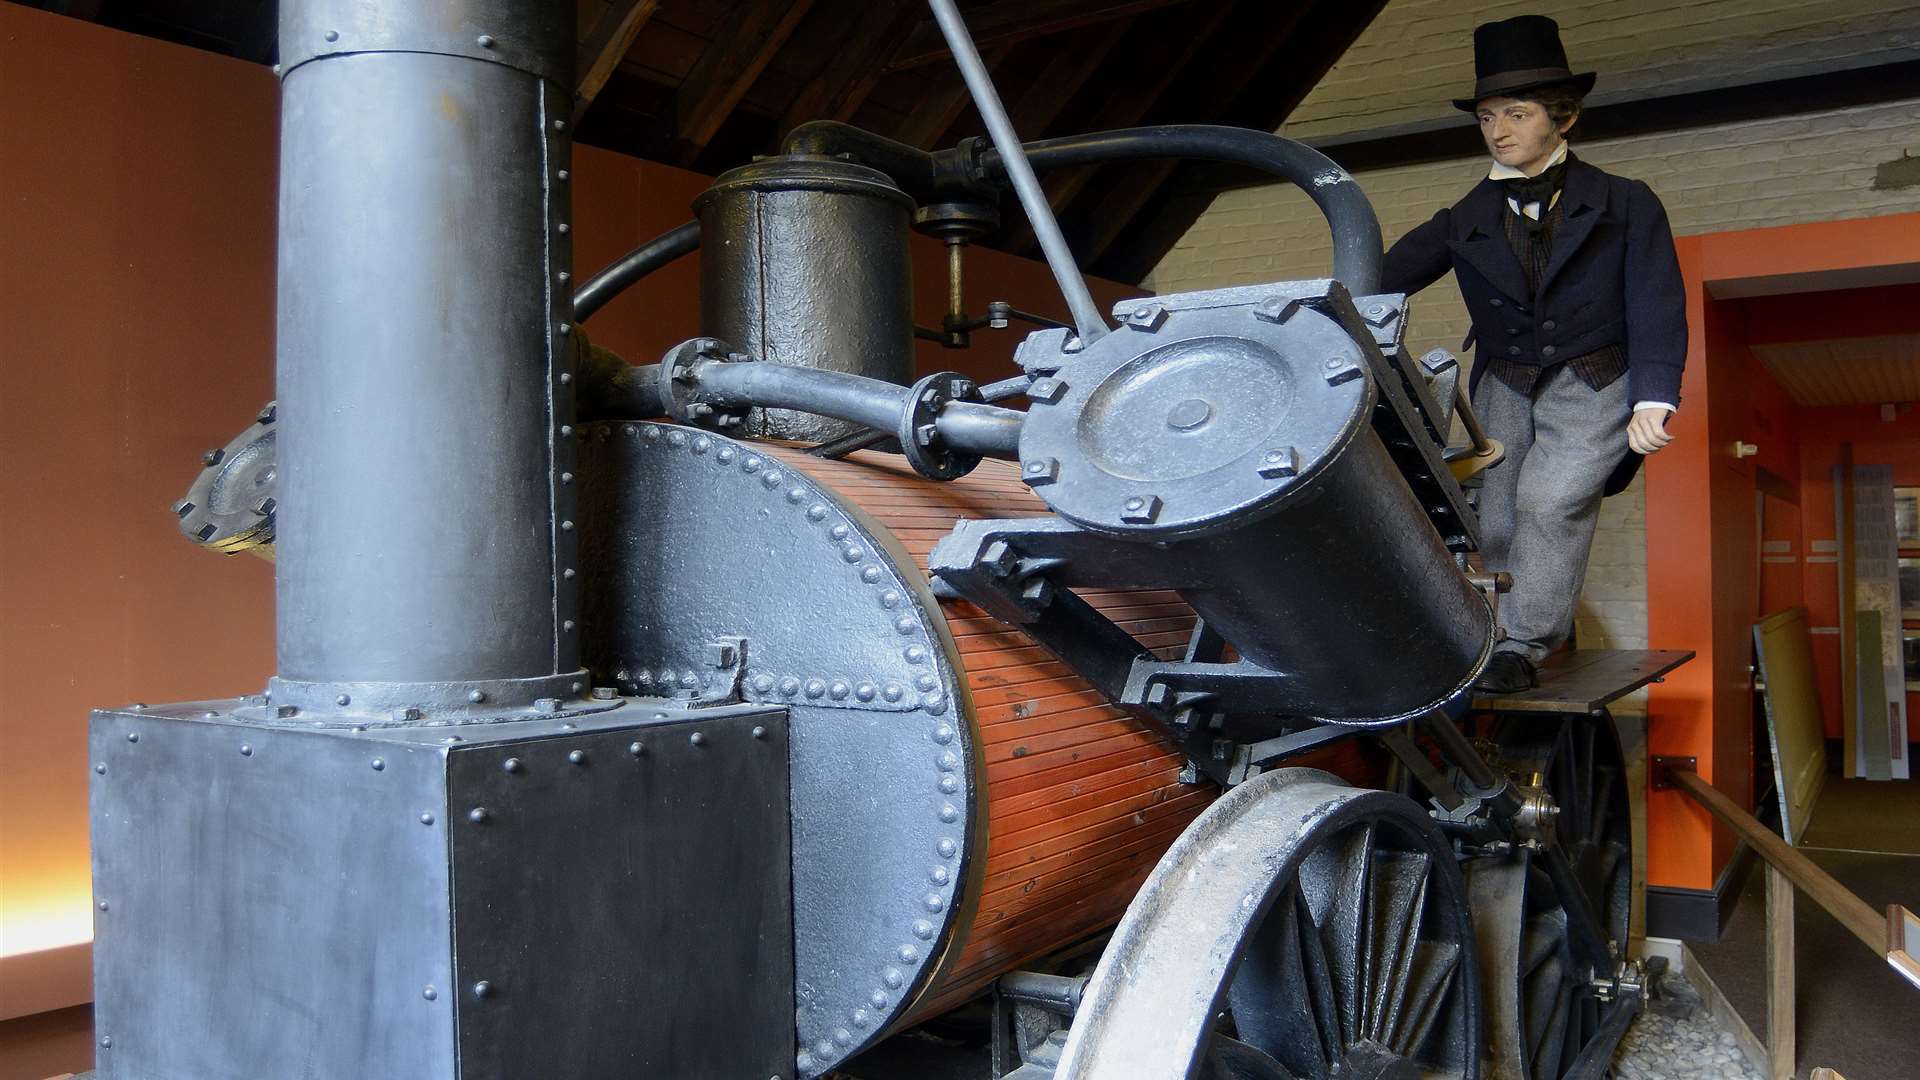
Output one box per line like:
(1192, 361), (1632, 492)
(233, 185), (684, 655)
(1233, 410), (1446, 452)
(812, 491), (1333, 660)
(672, 0), (820, 165)
(574, 0), (662, 123)
(883, 0), (1191, 73)
(776, 2), (926, 138)
(892, 46), (1012, 150)
(998, 1), (1234, 255)
(1090, 0), (1393, 282)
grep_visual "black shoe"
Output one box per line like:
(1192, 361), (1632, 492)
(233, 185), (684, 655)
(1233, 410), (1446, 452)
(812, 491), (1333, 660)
(1476, 652), (1537, 693)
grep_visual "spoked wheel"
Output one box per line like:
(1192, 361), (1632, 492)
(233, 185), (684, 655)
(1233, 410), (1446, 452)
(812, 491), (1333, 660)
(1469, 712), (1633, 1080)
(1056, 768), (1480, 1080)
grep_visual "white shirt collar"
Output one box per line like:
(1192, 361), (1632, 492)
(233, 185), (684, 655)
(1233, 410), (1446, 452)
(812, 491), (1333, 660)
(1488, 139), (1568, 182)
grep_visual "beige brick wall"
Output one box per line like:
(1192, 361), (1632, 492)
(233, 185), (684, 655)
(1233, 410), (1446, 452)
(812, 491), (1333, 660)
(1146, 96), (1920, 687)
(1284, 0), (1920, 142)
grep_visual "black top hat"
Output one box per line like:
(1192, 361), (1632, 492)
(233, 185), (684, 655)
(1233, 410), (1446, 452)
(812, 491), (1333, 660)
(1452, 15), (1596, 111)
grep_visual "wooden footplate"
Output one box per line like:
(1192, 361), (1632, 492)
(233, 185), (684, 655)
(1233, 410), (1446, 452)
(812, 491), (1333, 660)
(1473, 648), (1696, 714)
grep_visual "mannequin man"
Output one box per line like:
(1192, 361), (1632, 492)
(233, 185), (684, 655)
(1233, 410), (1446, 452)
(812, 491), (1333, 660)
(1382, 15), (1686, 691)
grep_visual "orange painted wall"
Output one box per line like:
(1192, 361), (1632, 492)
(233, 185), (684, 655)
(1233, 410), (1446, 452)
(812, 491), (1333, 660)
(1645, 212), (1920, 892)
(0, 3), (1136, 1032)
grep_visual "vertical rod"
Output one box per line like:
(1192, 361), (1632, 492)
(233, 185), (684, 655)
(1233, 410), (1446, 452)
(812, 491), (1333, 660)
(947, 240), (965, 321)
(924, 0), (1109, 345)
(1766, 863), (1795, 1080)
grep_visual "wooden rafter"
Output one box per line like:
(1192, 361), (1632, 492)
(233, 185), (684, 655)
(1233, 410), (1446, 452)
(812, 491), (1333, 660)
(999, 0), (1234, 254)
(884, 0), (1191, 73)
(776, 2), (926, 137)
(892, 47), (1011, 150)
(672, 0), (820, 165)
(574, 0), (662, 122)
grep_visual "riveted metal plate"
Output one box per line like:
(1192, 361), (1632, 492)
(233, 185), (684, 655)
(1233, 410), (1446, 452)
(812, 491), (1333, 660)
(576, 423), (980, 1078)
(89, 704), (456, 1080)
(447, 708), (792, 1079)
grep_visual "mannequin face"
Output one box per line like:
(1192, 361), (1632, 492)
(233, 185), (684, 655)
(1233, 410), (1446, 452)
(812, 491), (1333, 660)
(1475, 95), (1576, 176)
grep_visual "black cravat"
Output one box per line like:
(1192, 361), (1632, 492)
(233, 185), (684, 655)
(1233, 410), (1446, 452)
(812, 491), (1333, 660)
(1503, 158), (1567, 234)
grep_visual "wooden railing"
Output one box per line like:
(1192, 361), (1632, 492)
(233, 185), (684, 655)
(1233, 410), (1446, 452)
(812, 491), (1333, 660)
(1653, 757), (1920, 1080)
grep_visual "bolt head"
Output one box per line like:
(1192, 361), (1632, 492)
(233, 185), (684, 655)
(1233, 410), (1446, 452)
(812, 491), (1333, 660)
(201, 447), (225, 467)
(391, 706), (421, 722)
(252, 497), (277, 516)
(1119, 494), (1163, 524)
(1026, 378), (1067, 404)
(707, 641), (738, 668)
(1324, 360), (1364, 386)
(1021, 457), (1060, 487)
(590, 686), (617, 700)
(533, 697), (562, 715)
(173, 499), (195, 517)
(1124, 303), (1168, 331)
(1257, 447), (1299, 479)
(1252, 296), (1296, 323)
(915, 423), (939, 447)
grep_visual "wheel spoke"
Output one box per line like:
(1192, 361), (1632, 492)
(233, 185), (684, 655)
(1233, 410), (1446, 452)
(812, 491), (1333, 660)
(1227, 884), (1330, 1079)
(1388, 938), (1459, 1057)
(1293, 888), (1345, 1072)
(1529, 971), (1572, 1079)
(1309, 822), (1374, 1049)
(1521, 911), (1564, 979)
(1364, 850), (1429, 1042)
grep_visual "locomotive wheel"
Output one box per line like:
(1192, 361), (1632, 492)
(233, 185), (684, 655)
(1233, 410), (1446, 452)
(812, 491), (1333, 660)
(1056, 768), (1481, 1080)
(1471, 712), (1633, 1080)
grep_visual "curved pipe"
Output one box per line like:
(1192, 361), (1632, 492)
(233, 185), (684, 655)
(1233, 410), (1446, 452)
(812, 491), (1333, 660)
(686, 361), (1024, 459)
(948, 125), (1383, 295)
(571, 220), (701, 323)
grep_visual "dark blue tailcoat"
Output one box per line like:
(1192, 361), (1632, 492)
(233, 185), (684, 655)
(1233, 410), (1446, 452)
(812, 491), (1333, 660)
(1381, 157), (1687, 408)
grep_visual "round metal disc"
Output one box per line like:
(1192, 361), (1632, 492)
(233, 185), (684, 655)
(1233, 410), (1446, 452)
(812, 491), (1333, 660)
(1017, 302), (1373, 539)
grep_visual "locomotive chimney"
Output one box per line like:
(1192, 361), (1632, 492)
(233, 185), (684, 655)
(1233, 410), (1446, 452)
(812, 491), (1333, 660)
(270, 0), (584, 715)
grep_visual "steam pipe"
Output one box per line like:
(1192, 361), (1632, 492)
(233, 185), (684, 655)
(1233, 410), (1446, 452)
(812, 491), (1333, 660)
(573, 220), (701, 323)
(782, 121), (939, 199)
(682, 360), (1024, 458)
(949, 126), (1384, 294)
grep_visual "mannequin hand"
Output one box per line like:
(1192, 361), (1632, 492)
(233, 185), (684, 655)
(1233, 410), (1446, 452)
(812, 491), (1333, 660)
(1627, 407), (1674, 454)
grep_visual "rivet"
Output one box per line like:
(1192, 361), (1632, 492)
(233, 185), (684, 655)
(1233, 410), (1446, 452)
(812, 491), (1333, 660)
(97, 900), (109, 911)
(834, 1028), (853, 1046)
(814, 1039), (835, 1058)
(692, 436), (711, 453)
(205, 711), (221, 719)
(238, 745), (252, 757)
(476, 33), (495, 47)
(370, 757), (385, 771)
(939, 775), (959, 794)
(335, 693), (352, 706)
(828, 681), (850, 700)
(562, 568), (576, 580)
(854, 1007), (872, 1026)
(468, 689), (488, 704)
(628, 741), (646, 756)
(743, 456), (762, 473)
(559, 372), (572, 384)
(937, 751), (959, 771)
(324, 29), (339, 42)
(860, 566), (882, 583)
(786, 486), (807, 503)
(752, 725), (768, 739)
(931, 724), (954, 744)
(751, 674), (775, 693)
(806, 504), (828, 522)
(870, 990), (889, 1008)
(842, 544), (864, 563)
(472, 980), (494, 999)
(895, 616), (917, 635)
(882, 968), (904, 989)
(560, 471), (574, 485)
(937, 838), (957, 858)
(556, 223), (570, 236)
(563, 619), (576, 632)
(929, 866), (950, 885)
(913, 919), (935, 940)
(646, 426), (662, 441)
(129, 703), (148, 711)
(423, 985), (438, 1000)
(553, 119), (566, 131)
(557, 169), (570, 182)
(569, 749), (588, 766)
(804, 679), (826, 699)
(759, 471), (782, 489)
(922, 693), (947, 715)
(125, 732), (138, 743)
(879, 590), (901, 609)
(903, 646), (926, 664)
(503, 757), (523, 774)
(924, 892), (946, 912)
(419, 812), (435, 825)
(100, 1035), (112, 1048)
(938, 804), (958, 823)
(718, 447), (737, 464)
(778, 678), (800, 697)
(690, 732), (707, 747)
(828, 524), (849, 541)
(468, 807), (490, 824)
(916, 674), (939, 692)
(883, 684), (904, 702)
(855, 683), (877, 702)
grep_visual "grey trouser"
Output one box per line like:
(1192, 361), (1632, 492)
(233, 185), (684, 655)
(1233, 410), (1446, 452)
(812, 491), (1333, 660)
(1473, 363), (1631, 662)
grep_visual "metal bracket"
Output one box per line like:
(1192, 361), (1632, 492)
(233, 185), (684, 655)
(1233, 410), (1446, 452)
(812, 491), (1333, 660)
(1651, 755), (1697, 790)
